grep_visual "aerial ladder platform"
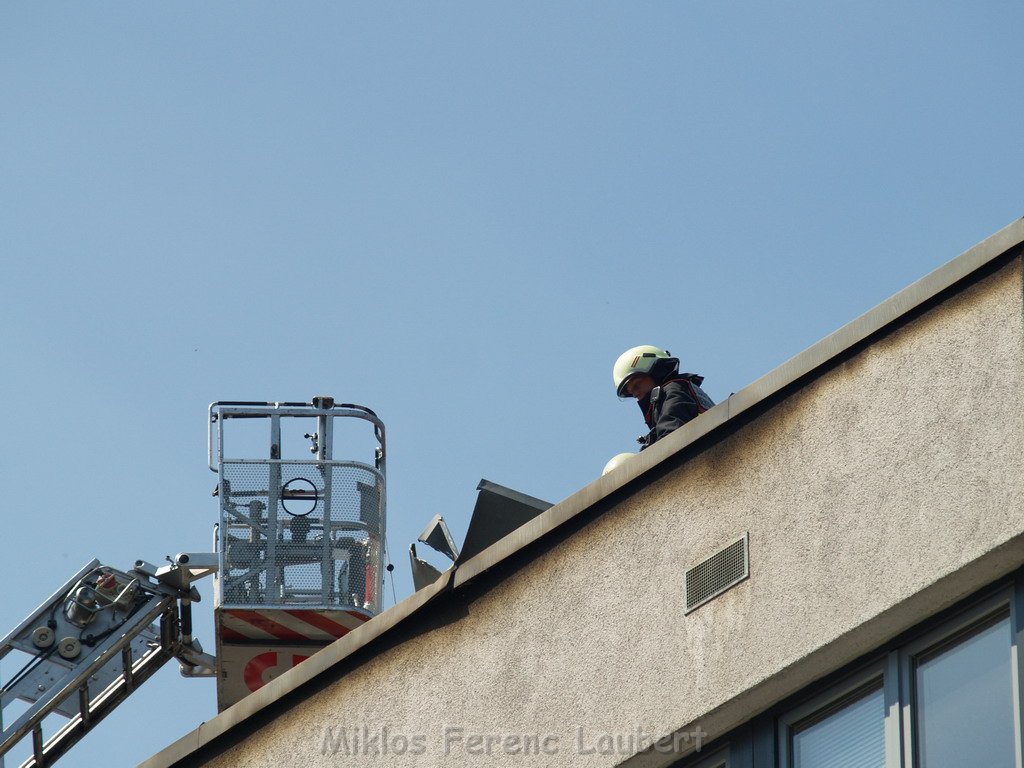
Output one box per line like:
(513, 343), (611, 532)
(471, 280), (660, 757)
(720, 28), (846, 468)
(0, 397), (387, 766)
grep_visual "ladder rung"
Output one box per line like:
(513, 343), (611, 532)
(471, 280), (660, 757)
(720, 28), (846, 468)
(32, 724), (44, 767)
(121, 647), (134, 693)
(77, 685), (90, 729)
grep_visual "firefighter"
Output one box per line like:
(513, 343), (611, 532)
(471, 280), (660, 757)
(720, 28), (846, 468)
(613, 345), (714, 449)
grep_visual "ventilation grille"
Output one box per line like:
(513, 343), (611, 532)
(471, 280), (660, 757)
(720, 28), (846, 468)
(685, 532), (749, 614)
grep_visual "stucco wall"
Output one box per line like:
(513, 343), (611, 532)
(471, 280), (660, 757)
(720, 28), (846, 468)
(193, 256), (1024, 768)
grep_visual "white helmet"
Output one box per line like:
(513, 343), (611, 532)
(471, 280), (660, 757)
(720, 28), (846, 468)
(612, 345), (674, 398)
(602, 452), (636, 476)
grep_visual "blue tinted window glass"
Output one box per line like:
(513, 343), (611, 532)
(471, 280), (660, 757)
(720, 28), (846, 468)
(915, 616), (1015, 768)
(792, 684), (885, 768)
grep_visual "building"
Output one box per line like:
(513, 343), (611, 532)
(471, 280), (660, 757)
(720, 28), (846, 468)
(142, 219), (1024, 768)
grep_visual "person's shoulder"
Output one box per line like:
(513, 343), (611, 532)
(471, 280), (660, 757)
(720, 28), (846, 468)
(667, 373), (704, 387)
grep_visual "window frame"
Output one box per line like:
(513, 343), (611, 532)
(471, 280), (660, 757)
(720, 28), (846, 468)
(688, 746), (730, 768)
(777, 657), (897, 768)
(898, 588), (1018, 768)
(667, 574), (1024, 768)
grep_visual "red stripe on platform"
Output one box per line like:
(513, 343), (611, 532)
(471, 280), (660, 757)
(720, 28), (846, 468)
(220, 626), (250, 642)
(285, 611), (355, 639)
(226, 610), (309, 643)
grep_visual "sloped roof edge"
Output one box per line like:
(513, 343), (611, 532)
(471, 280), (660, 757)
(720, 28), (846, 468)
(139, 217), (1024, 768)
(455, 216), (1024, 585)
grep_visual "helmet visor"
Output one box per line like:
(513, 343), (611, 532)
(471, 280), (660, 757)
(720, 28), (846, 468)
(615, 352), (659, 398)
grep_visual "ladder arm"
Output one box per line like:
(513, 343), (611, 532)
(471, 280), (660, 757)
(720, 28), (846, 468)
(0, 556), (218, 767)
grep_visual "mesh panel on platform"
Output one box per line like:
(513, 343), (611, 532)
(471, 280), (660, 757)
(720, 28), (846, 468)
(218, 460), (384, 612)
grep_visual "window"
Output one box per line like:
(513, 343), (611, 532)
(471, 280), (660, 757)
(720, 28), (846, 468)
(790, 683), (885, 768)
(780, 589), (1021, 768)
(669, 581), (1024, 768)
(779, 666), (889, 768)
(909, 611), (1016, 768)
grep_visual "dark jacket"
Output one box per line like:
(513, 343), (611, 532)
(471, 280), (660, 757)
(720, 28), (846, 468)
(637, 370), (714, 449)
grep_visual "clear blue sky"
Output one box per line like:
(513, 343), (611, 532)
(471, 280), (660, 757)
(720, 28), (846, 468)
(1, 3), (1021, 765)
